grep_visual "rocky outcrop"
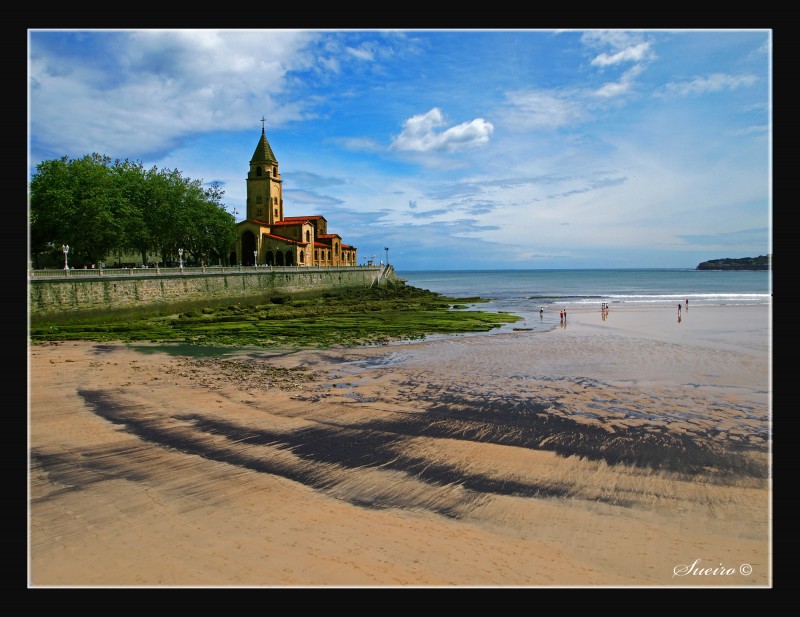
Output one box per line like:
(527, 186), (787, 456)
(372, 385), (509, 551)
(696, 255), (771, 270)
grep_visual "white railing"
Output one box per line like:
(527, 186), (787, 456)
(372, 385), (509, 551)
(29, 264), (378, 280)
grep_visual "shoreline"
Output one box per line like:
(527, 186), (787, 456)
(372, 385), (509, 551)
(28, 302), (771, 587)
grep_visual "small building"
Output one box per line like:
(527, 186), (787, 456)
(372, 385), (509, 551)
(235, 128), (357, 267)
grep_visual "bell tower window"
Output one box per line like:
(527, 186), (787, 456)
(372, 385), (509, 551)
(256, 166), (262, 176)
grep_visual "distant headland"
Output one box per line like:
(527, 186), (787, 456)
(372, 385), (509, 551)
(696, 255), (771, 270)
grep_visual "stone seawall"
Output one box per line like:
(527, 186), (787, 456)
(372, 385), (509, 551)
(29, 266), (394, 320)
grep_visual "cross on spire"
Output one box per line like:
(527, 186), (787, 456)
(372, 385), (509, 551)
(260, 116), (266, 133)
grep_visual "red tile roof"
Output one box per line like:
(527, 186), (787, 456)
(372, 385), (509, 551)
(283, 215), (326, 221)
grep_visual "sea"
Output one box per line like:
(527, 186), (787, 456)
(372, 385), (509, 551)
(396, 268), (772, 330)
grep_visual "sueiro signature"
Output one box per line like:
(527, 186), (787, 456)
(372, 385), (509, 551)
(673, 558), (753, 577)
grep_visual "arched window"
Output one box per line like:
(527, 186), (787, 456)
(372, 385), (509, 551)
(305, 230), (310, 243)
(273, 166), (278, 175)
(335, 242), (339, 255)
(256, 166), (262, 176)
(300, 250), (305, 263)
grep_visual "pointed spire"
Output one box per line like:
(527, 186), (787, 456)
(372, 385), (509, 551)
(251, 118), (277, 164)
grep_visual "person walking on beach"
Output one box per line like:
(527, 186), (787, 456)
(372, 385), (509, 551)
(540, 306), (544, 318)
(677, 302), (682, 315)
(685, 298), (689, 310)
(560, 310), (564, 323)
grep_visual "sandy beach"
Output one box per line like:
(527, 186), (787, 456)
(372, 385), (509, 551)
(28, 302), (771, 587)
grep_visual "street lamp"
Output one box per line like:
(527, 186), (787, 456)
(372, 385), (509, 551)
(178, 248), (184, 268)
(62, 244), (69, 270)
(384, 246), (389, 265)
(253, 250), (258, 267)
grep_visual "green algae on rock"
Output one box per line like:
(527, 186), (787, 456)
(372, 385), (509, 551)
(29, 284), (521, 349)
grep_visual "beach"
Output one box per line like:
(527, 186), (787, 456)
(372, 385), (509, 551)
(28, 301), (771, 587)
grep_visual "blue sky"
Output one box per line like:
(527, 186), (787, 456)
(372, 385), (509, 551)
(28, 29), (771, 270)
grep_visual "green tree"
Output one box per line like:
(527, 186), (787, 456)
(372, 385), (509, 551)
(30, 153), (128, 266)
(110, 159), (151, 265)
(30, 154), (237, 268)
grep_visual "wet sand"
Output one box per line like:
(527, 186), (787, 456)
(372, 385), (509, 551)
(28, 302), (771, 587)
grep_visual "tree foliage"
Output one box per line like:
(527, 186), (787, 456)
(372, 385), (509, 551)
(29, 154), (237, 267)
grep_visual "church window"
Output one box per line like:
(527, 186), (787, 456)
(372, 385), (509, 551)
(305, 230), (310, 242)
(256, 166), (262, 176)
(274, 208), (278, 218)
(273, 166), (278, 175)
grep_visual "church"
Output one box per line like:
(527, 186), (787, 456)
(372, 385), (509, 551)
(234, 127), (357, 267)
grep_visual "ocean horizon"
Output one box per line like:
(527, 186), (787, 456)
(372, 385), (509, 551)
(396, 268), (771, 303)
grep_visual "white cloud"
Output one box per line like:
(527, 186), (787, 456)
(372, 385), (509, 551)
(501, 91), (585, 130)
(580, 31), (653, 98)
(345, 45), (375, 61)
(594, 64), (645, 98)
(391, 108), (494, 153)
(660, 73), (759, 97)
(29, 29), (319, 159)
(591, 42), (652, 67)
(581, 30), (644, 50)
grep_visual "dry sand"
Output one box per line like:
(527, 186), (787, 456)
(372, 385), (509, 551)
(28, 302), (771, 587)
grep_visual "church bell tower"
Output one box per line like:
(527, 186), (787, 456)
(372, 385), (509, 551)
(246, 120), (283, 225)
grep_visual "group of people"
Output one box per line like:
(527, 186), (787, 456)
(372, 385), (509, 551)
(538, 306), (568, 325)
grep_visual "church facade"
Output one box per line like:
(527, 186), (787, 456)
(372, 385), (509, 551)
(234, 129), (357, 267)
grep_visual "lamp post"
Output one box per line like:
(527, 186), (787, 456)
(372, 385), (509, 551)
(384, 246), (389, 265)
(253, 250), (258, 267)
(62, 244), (69, 270)
(178, 248), (184, 269)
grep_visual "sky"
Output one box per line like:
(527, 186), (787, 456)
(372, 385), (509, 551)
(27, 28), (772, 270)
